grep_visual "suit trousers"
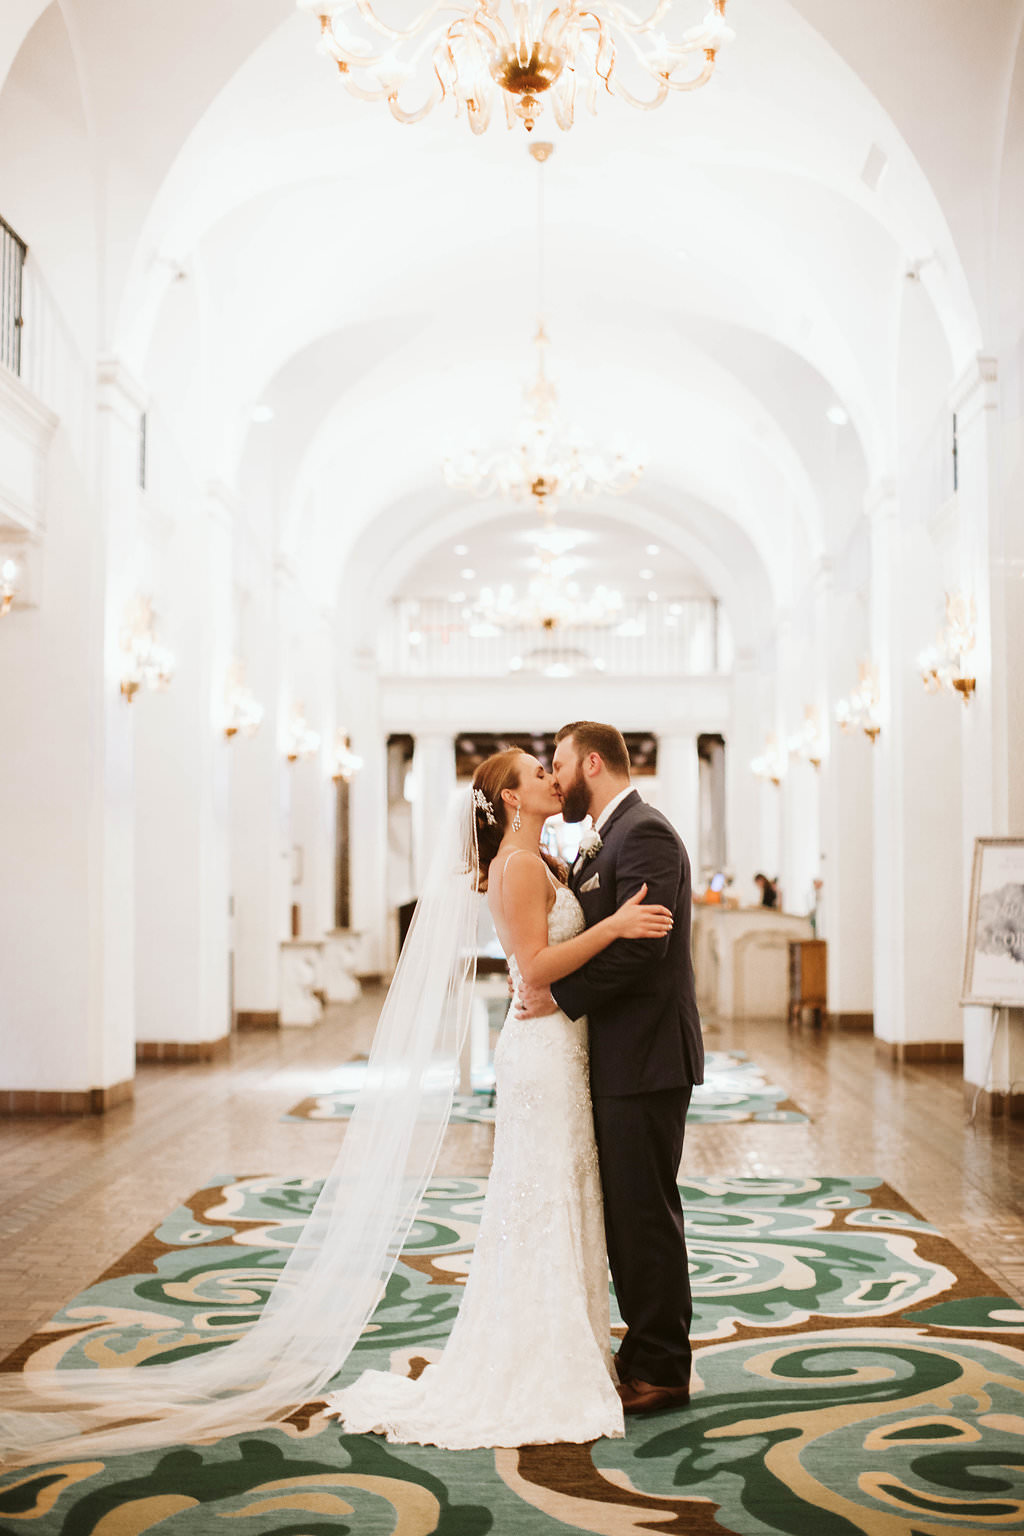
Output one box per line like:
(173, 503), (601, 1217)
(591, 1085), (693, 1388)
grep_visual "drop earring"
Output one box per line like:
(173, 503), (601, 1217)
(512, 805), (522, 833)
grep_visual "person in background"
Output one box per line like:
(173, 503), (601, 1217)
(754, 873), (778, 909)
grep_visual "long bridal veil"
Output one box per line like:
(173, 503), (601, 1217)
(0, 788), (482, 1465)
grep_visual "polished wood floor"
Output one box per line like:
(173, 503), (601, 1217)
(1, 991), (1022, 1360)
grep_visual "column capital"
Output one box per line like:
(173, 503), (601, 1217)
(950, 355), (997, 430)
(96, 355), (147, 424)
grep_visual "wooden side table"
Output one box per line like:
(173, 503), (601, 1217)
(789, 939), (828, 1027)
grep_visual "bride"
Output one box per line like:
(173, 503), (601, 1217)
(327, 747), (672, 1447)
(0, 748), (670, 1465)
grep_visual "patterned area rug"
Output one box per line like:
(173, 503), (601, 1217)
(284, 1049), (808, 1125)
(4, 1175), (1023, 1533)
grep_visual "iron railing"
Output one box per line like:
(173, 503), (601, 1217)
(0, 216), (27, 377)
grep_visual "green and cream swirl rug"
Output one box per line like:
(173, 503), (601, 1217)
(2, 1175), (1022, 1533)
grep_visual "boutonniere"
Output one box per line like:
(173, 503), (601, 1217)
(578, 828), (603, 863)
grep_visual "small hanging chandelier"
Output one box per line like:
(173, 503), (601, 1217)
(301, 0), (732, 134)
(443, 142), (643, 519)
(477, 546), (624, 631)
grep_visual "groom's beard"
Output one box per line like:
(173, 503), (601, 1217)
(559, 763), (591, 824)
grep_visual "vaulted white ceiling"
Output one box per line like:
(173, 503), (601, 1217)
(3, 0), (1021, 645)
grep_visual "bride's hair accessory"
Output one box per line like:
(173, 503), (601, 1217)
(473, 787), (497, 826)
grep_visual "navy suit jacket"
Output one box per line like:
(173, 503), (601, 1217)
(550, 790), (704, 1098)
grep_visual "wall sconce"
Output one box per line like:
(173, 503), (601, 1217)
(285, 701), (320, 763)
(0, 556), (21, 616)
(835, 661), (881, 742)
(224, 663), (264, 739)
(331, 729), (364, 783)
(119, 596), (175, 701)
(788, 706), (827, 769)
(751, 734), (787, 786)
(918, 591), (976, 704)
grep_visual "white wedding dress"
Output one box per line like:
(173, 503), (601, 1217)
(325, 880), (625, 1447)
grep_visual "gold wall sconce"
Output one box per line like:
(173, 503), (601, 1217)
(788, 706), (827, 769)
(835, 662), (881, 742)
(285, 702), (320, 763)
(224, 663), (264, 739)
(0, 556), (20, 616)
(751, 734), (787, 786)
(918, 592), (976, 704)
(331, 730), (364, 784)
(119, 597), (175, 701)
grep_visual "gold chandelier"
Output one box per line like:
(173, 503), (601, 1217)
(301, 0), (733, 134)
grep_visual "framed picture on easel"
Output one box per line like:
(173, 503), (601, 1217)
(961, 837), (1024, 1007)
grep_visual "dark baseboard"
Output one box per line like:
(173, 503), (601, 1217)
(235, 1011), (280, 1031)
(876, 1038), (964, 1064)
(0, 1077), (135, 1117)
(964, 1083), (1024, 1119)
(135, 1037), (231, 1063)
(827, 1011), (874, 1031)
(355, 972), (385, 987)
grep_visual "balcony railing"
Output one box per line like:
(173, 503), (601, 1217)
(383, 595), (731, 678)
(1, 216), (27, 377)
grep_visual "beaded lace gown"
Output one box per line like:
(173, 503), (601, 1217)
(325, 879), (625, 1448)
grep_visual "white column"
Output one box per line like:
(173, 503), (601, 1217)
(954, 357), (1024, 1100)
(348, 650), (389, 972)
(231, 560), (290, 1019)
(820, 574), (874, 1018)
(726, 654), (763, 903)
(134, 482), (233, 1048)
(1, 360), (146, 1104)
(411, 731), (457, 890)
(869, 481), (964, 1053)
(658, 731), (700, 866)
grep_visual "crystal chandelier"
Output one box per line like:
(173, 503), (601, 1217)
(302, 0), (732, 134)
(477, 546), (624, 631)
(444, 142), (643, 518)
(444, 320), (644, 516)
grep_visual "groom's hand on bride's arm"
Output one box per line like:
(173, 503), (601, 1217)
(515, 978), (556, 1019)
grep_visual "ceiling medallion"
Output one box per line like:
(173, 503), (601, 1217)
(302, 0), (733, 134)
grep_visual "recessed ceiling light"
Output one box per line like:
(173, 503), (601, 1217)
(639, 568), (654, 580)
(669, 602), (684, 615)
(647, 591), (659, 602)
(509, 656), (523, 671)
(826, 404), (849, 426)
(645, 544), (660, 555)
(454, 543), (469, 556)
(449, 591), (466, 604)
(460, 568), (476, 580)
(250, 404), (274, 423)
(408, 631), (423, 646)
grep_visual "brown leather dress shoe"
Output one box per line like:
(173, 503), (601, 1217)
(616, 1377), (691, 1415)
(613, 1353), (630, 1383)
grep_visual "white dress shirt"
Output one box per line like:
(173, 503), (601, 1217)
(593, 784), (636, 834)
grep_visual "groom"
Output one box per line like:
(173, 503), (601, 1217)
(516, 720), (704, 1413)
